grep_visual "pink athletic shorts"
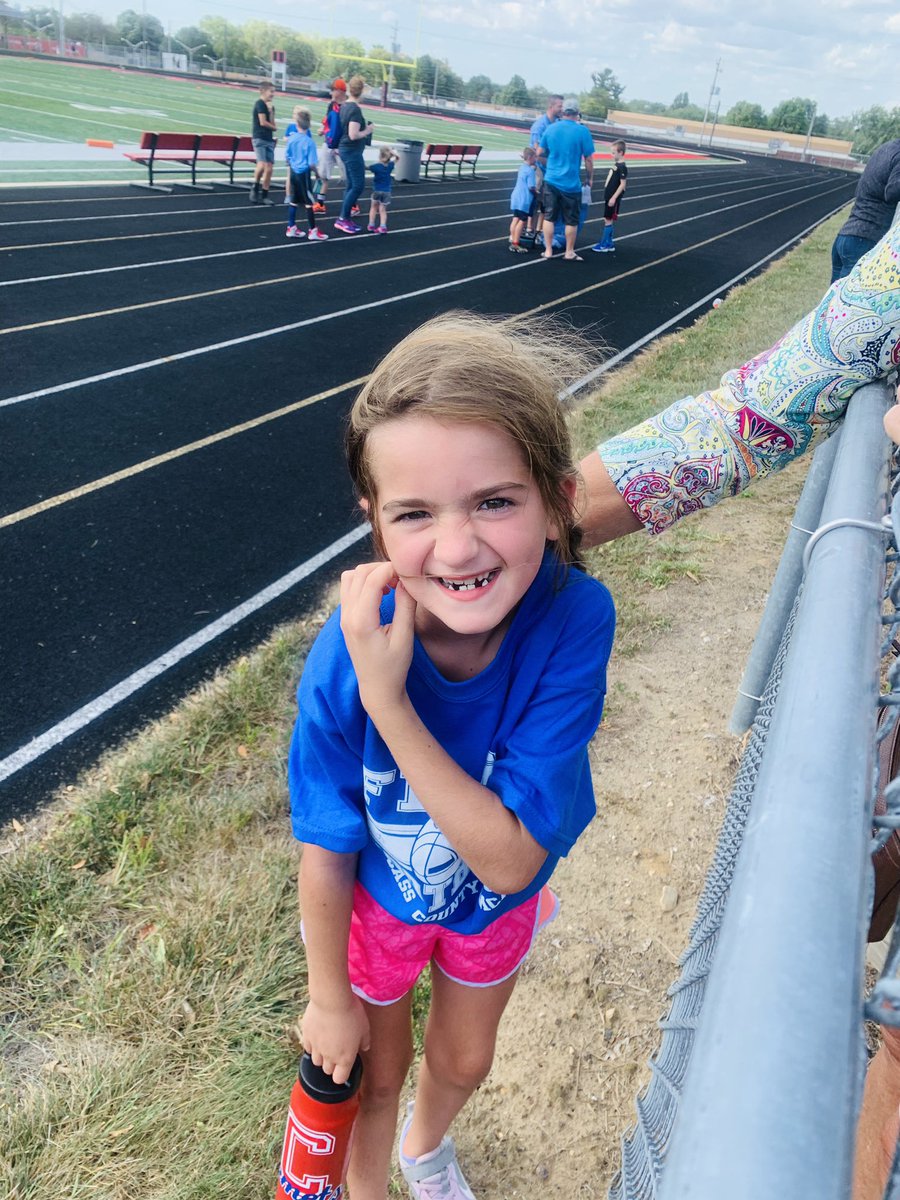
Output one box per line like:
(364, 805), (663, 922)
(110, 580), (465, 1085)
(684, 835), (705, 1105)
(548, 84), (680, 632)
(347, 882), (559, 1005)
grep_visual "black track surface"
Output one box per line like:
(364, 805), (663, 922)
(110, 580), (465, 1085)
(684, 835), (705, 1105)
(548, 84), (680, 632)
(0, 153), (857, 820)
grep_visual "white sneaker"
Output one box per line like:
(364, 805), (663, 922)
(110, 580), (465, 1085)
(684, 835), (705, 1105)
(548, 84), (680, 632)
(398, 1102), (476, 1200)
(308, 228), (329, 241)
(285, 225), (306, 239)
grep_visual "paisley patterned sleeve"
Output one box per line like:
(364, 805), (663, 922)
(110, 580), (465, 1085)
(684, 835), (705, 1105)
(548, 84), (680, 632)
(597, 227), (900, 534)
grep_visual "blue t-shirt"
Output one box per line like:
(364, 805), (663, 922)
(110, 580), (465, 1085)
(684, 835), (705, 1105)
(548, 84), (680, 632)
(289, 553), (615, 933)
(541, 119), (595, 193)
(510, 163), (537, 212)
(530, 114), (552, 146)
(285, 129), (317, 175)
(369, 160), (395, 192)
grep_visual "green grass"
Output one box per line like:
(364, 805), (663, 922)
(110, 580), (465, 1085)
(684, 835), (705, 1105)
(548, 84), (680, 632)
(0, 54), (529, 184)
(0, 206), (848, 1197)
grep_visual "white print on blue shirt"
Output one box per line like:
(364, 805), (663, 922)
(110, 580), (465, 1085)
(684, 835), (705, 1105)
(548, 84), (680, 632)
(362, 753), (503, 923)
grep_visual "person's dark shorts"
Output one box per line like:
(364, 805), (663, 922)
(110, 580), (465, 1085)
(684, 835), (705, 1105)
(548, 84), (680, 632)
(603, 202), (620, 222)
(371, 190), (392, 207)
(289, 170), (314, 206)
(511, 207), (530, 221)
(543, 182), (580, 227)
(252, 137), (275, 164)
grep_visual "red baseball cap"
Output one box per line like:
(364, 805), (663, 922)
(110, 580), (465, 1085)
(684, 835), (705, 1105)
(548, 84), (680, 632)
(331, 78), (347, 92)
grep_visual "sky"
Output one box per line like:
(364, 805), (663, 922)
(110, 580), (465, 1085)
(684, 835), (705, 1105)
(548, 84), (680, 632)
(89, 0), (899, 121)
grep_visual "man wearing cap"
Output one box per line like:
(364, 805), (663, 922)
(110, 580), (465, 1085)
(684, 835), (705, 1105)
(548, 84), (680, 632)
(539, 97), (594, 261)
(315, 78), (348, 213)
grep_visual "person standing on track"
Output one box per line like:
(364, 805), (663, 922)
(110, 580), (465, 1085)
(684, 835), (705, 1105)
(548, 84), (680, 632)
(538, 97), (594, 262)
(335, 76), (375, 235)
(592, 140), (627, 254)
(529, 94), (563, 242)
(316, 78), (348, 215)
(284, 110), (328, 242)
(508, 146), (538, 253)
(250, 80), (277, 206)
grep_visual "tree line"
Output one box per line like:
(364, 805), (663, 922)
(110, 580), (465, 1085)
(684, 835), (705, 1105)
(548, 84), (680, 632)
(9, 7), (900, 155)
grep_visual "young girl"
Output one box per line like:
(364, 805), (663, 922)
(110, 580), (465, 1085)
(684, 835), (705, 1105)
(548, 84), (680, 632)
(368, 145), (400, 234)
(508, 147), (537, 253)
(284, 109), (328, 241)
(289, 312), (615, 1199)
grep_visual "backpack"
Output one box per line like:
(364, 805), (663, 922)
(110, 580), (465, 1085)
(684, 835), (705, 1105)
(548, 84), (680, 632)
(323, 105), (342, 150)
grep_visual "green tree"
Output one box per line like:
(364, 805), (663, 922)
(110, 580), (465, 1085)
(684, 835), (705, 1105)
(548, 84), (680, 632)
(198, 16), (252, 70)
(627, 98), (668, 115)
(590, 68), (624, 105)
(671, 91), (689, 110)
(768, 96), (817, 135)
(172, 24), (213, 62)
(321, 36), (368, 82)
(115, 8), (164, 51)
(528, 84), (550, 110)
(668, 102), (705, 121)
(64, 11), (117, 43)
(846, 105), (900, 155)
(498, 74), (530, 108)
(367, 43), (413, 88)
(464, 74), (496, 103)
(725, 100), (767, 128)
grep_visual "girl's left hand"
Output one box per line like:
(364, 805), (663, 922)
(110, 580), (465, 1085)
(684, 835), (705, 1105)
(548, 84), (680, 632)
(339, 561), (417, 712)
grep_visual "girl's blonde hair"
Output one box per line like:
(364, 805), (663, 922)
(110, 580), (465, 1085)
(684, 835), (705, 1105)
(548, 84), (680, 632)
(347, 75), (366, 98)
(379, 145), (393, 163)
(346, 312), (597, 568)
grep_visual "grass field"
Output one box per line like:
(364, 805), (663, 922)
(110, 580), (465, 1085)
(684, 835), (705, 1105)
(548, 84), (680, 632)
(0, 55), (532, 185)
(0, 211), (844, 1198)
(0, 54), (719, 185)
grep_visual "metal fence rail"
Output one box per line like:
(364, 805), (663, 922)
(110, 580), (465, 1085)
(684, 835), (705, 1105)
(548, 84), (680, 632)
(610, 381), (894, 1199)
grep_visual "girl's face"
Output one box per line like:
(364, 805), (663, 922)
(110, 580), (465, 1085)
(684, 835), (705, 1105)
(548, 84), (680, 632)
(365, 415), (565, 644)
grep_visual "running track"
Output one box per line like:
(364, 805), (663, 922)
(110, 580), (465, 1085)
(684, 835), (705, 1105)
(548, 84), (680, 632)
(0, 153), (857, 819)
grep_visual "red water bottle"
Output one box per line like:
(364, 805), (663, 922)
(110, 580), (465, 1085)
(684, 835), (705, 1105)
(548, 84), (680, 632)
(275, 1053), (363, 1200)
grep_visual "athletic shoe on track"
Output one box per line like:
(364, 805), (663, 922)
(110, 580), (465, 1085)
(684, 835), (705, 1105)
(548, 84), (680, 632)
(367, 224), (378, 232)
(312, 202), (326, 214)
(508, 242), (528, 253)
(351, 205), (361, 216)
(248, 184), (260, 204)
(377, 226), (388, 234)
(592, 242), (613, 253)
(308, 228), (329, 240)
(285, 226), (306, 239)
(334, 219), (358, 234)
(398, 1102), (475, 1200)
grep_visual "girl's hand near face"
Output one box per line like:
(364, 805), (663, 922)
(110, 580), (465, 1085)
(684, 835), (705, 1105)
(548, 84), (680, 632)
(340, 561), (417, 714)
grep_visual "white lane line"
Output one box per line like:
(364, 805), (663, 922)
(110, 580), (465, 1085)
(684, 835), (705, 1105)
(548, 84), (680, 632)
(0, 177), (848, 408)
(560, 199), (853, 399)
(0, 196), (848, 784)
(0, 524), (371, 785)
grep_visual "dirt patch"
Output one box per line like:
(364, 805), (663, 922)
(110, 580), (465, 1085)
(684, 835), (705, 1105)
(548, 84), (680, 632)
(436, 460), (808, 1197)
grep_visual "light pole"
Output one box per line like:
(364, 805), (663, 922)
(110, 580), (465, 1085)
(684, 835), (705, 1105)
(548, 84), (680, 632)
(802, 101), (817, 159)
(700, 57), (722, 146)
(174, 37), (204, 72)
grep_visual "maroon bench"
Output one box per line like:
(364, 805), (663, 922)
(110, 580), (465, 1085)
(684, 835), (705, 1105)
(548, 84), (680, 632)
(422, 143), (482, 180)
(125, 132), (256, 191)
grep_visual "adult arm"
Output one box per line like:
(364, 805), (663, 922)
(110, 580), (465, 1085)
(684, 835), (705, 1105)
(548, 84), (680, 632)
(299, 845), (369, 1085)
(579, 221), (900, 545)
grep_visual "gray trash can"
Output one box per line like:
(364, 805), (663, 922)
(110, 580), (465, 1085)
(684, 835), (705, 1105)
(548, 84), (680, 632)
(395, 140), (423, 183)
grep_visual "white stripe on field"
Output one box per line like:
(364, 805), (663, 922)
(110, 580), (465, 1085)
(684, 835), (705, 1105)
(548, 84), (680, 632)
(0, 524), (370, 784)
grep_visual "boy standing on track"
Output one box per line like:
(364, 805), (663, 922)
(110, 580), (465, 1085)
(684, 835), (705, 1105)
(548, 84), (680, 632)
(315, 78), (348, 214)
(592, 141), (627, 253)
(285, 110), (328, 241)
(250, 81), (277, 206)
(508, 146), (538, 253)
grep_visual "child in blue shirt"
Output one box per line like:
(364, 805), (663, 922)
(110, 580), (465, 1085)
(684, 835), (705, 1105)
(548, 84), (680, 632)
(289, 312), (615, 1199)
(284, 109), (327, 242)
(367, 145), (399, 234)
(508, 146), (537, 253)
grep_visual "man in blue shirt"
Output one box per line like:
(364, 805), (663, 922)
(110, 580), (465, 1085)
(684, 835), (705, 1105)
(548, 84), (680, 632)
(539, 97), (594, 261)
